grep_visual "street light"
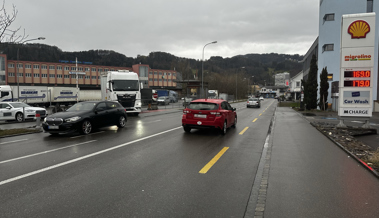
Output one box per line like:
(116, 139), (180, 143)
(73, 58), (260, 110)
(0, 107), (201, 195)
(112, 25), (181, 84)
(236, 67), (245, 101)
(17, 37), (46, 102)
(201, 41), (217, 98)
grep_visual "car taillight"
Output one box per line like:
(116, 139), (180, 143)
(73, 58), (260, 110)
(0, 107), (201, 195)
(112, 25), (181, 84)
(210, 112), (221, 117)
(183, 110), (191, 114)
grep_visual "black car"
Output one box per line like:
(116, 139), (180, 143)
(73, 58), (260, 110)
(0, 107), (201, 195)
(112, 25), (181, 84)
(42, 101), (127, 135)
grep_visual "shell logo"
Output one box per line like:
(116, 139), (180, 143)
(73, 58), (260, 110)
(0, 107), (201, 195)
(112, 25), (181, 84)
(348, 20), (370, 39)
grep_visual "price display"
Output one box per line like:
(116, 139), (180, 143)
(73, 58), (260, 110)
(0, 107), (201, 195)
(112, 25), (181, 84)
(344, 80), (370, 87)
(344, 70), (371, 78)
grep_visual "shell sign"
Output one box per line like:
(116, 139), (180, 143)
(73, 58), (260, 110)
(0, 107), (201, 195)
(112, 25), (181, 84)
(348, 20), (370, 39)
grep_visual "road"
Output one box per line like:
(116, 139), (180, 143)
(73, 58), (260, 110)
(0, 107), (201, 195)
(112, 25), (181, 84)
(0, 99), (275, 217)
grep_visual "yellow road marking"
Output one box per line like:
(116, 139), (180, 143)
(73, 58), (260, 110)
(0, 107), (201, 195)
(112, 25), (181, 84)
(239, 127), (249, 135)
(252, 118), (258, 122)
(199, 147), (229, 174)
(259, 113), (262, 116)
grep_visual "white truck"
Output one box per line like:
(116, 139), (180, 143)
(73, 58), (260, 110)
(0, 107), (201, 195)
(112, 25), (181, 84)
(100, 70), (142, 115)
(0, 85), (102, 110)
(208, 90), (219, 99)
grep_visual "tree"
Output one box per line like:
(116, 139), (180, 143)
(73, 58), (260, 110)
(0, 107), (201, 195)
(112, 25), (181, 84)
(0, 0), (27, 43)
(304, 54), (318, 110)
(319, 67), (330, 110)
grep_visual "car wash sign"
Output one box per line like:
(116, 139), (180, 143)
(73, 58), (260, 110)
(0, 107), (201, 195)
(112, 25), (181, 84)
(339, 13), (375, 117)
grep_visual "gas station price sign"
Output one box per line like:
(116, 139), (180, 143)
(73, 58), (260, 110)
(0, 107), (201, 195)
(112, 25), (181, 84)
(343, 70), (371, 78)
(344, 80), (370, 87)
(342, 69), (372, 88)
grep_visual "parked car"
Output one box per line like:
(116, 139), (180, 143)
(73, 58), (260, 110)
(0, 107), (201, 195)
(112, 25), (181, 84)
(182, 99), (237, 135)
(42, 101), (127, 135)
(247, 98), (260, 108)
(157, 96), (170, 105)
(259, 96), (264, 101)
(0, 102), (47, 122)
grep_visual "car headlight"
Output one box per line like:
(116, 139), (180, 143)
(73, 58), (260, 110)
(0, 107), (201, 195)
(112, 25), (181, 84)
(25, 110), (34, 112)
(65, 116), (81, 122)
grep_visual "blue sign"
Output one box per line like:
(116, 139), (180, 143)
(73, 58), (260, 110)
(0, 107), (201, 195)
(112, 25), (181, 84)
(352, 92), (360, 97)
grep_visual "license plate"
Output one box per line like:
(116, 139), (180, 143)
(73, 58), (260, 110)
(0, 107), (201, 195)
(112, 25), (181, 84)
(48, 126), (59, 129)
(194, 114), (206, 118)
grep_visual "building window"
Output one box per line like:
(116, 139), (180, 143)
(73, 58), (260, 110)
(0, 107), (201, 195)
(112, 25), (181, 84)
(85, 75), (90, 79)
(25, 73), (32, 77)
(367, 0), (373, 12)
(49, 66), (55, 70)
(34, 65), (39, 69)
(8, 63), (14, 68)
(323, 13), (334, 22)
(41, 65), (47, 70)
(64, 66), (70, 71)
(57, 66), (62, 70)
(71, 67), (76, 71)
(85, 67), (90, 72)
(34, 74), (40, 78)
(49, 74), (55, 78)
(92, 76), (96, 79)
(327, 74), (333, 81)
(78, 67), (83, 71)
(57, 74), (63, 78)
(8, 72), (15, 77)
(25, 64), (32, 69)
(41, 74), (48, 78)
(296, 81), (300, 87)
(92, 68), (96, 72)
(154, 72), (157, 75)
(322, 44), (334, 52)
(64, 75), (70, 78)
(17, 63), (23, 68)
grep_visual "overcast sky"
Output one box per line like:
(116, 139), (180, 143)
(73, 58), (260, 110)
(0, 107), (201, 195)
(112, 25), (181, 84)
(7, 0), (319, 60)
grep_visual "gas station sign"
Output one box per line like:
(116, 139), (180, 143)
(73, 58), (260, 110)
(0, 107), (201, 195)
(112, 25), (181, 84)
(339, 13), (375, 118)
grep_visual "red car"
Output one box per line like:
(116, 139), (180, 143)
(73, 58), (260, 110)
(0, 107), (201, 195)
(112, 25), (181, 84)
(182, 99), (237, 135)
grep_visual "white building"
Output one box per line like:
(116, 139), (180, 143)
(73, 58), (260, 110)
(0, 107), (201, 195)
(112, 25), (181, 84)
(318, 0), (378, 110)
(289, 71), (304, 100)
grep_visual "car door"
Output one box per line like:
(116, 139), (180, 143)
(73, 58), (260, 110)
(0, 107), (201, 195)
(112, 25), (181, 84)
(220, 101), (232, 126)
(225, 102), (236, 127)
(0, 103), (15, 121)
(106, 101), (121, 125)
(94, 102), (111, 127)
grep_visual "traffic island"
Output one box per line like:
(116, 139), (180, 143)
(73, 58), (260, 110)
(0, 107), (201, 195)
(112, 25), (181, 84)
(311, 121), (379, 177)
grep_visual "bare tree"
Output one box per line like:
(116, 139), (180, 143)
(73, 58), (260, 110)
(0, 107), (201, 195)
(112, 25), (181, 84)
(0, 0), (27, 43)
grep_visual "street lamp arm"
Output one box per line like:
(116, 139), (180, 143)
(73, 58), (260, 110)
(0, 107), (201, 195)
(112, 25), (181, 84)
(201, 41), (217, 98)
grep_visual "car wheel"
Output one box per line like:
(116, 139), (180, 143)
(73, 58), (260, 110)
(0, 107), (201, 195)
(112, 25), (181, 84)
(220, 121), (227, 135)
(183, 126), (191, 133)
(232, 116), (237, 128)
(80, 120), (92, 135)
(117, 115), (126, 128)
(15, 112), (23, 122)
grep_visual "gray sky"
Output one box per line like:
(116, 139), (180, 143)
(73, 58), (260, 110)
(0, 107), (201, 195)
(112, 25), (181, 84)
(7, 0), (319, 60)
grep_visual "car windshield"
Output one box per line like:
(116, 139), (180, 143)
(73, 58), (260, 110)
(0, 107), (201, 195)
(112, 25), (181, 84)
(249, 98), (258, 101)
(112, 80), (139, 91)
(8, 102), (31, 108)
(188, 102), (219, 110)
(67, 102), (97, 111)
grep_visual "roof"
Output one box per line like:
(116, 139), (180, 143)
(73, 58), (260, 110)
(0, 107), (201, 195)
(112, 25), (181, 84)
(192, 99), (225, 104)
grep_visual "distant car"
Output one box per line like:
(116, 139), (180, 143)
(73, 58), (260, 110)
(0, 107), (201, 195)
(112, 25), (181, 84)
(0, 102), (47, 122)
(259, 96), (264, 101)
(42, 101), (127, 135)
(182, 99), (237, 135)
(157, 96), (170, 105)
(247, 98), (260, 108)
(182, 97), (193, 107)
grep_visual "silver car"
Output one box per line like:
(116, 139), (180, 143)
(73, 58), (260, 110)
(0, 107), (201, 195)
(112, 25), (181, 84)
(157, 96), (170, 105)
(0, 102), (47, 122)
(247, 98), (260, 108)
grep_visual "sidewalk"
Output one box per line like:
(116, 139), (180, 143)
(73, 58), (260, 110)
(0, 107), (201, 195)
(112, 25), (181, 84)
(263, 107), (379, 217)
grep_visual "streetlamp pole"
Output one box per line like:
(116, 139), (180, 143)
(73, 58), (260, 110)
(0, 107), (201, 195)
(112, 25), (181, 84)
(16, 37), (46, 101)
(202, 41), (217, 98)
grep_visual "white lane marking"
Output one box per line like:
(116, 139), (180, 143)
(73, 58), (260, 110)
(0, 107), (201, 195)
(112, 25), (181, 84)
(70, 131), (105, 139)
(0, 139), (28, 145)
(0, 140), (97, 164)
(0, 127), (182, 186)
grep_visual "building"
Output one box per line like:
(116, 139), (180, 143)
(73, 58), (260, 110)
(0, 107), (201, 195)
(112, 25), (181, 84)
(274, 72), (290, 86)
(317, 0), (378, 110)
(289, 71), (304, 100)
(0, 54), (178, 90)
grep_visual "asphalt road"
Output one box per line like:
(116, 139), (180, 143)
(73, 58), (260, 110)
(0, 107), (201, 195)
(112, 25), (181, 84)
(0, 100), (275, 217)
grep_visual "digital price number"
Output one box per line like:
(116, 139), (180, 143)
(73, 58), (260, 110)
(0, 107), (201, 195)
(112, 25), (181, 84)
(344, 70), (371, 78)
(344, 80), (370, 87)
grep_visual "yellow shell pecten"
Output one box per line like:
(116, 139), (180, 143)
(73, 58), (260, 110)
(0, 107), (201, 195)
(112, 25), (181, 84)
(348, 20), (370, 39)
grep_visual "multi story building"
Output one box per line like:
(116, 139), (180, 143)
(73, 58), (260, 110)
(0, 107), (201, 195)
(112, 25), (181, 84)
(0, 54), (177, 90)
